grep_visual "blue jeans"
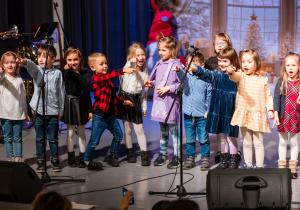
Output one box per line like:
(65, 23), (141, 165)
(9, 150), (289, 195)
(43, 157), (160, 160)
(1, 119), (23, 158)
(35, 115), (59, 160)
(84, 114), (123, 161)
(184, 114), (210, 158)
(159, 122), (180, 156)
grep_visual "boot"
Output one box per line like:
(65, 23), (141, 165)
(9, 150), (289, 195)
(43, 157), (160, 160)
(216, 153), (229, 169)
(68, 151), (77, 167)
(141, 151), (150, 166)
(228, 154), (238, 169)
(36, 159), (45, 173)
(127, 148), (136, 163)
(278, 160), (287, 168)
(289, 160), (298, 179)
(78, 152), (86, 168)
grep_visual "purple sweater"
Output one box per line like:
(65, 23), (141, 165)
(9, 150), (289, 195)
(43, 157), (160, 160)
(148, 59), (181, 124)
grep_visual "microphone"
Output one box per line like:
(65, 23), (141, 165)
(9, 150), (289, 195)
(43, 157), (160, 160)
(190, 45), (200, 51)
(53, 2), (58, 8)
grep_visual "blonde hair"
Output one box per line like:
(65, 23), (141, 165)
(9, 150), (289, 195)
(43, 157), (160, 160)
(31, 191), (72, 210)
(127, 42), (146, 60)
(37, 45), (57, 58)
(279, 52), (300, 95)
(214, 33), (232, 48)
(156, 32), (179, 59)
(0, 51), (20, 76)
(218, 47), (240, 70)
(239, 49), (261, 72)
(64, 46), (84, 72)
(88, 52), (106, 67)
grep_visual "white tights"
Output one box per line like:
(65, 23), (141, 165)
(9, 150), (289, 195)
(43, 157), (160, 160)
(66, 124), (87, 153)
(123, 120), (147, 151)
(278, 132), (299, 160)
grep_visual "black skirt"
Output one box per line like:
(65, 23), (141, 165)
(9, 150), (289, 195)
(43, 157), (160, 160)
(61, 95), (89, 126)
(117, 90), (143, 124)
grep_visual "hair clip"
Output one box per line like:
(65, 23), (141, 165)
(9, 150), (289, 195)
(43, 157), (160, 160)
(294, 52), (298, 55)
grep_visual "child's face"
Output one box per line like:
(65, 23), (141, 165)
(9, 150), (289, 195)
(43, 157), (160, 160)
(285, 57), (299, 80)
(3, 56), (17, 76)
(90, 56), (108, 75)
(218, 57), (231, 73)
(241, 53), (256, 75)
(38, 52), (56, 69)
(135, 48), (146, 67)
(187, 57), (204, 70)
(66, 53), (81, 71)
(214, 37), (228, 53)
(158, 43), (172, 61)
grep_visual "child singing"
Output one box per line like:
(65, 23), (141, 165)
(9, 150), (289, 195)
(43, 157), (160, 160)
(273, 52), (300, 179)
(0, 52), (30, 162)
(62, 47), (92, 168)
(145, 33), (181, 169)
(117, 43), (150, 166)
(227, 49), (274, 169)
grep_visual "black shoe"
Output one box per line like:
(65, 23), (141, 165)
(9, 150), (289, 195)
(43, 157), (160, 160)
(36, 159), (45, 173)
(68, 151), (77, 168)
(215, 151), (221, 164)
(87, 161), (103, 170)
(78, 152), (86, 168)
(51, 158), (62, 172)
(127, 148), (136, 163)
(216, 153), (229, 169)
(107, 155), (119, 167)
(141, 151), (150, 166)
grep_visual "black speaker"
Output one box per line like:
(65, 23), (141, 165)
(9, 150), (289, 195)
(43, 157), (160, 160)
(0, 161), (42, 203)
(206, 168), (292, 210)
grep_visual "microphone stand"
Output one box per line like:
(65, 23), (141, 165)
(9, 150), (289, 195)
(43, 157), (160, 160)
(148, 47), (206, 198)
(53, 2), (70, 49)
(34, 35), (84, 184)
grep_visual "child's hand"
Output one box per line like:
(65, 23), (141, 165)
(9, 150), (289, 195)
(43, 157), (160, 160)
(144, 80), (154, 88)
(25, 114), (31, 122)
(119, 191), (134, 210)
(297, 95), (300, 104)
(268, 111), (274, 120)
(123, 68), (136, 74)
(156, 86), (170, 96)
(58, 116), (63, 120)
(130, 57), (137, 63)
(172, 66), (180, 72)
(123, 100), (134, 107)
(88, 113), (92, 121)
(64, 63), (72, 70)
(143, 110), (147, 116)
(204, 113), (207, 118)
(227, 65), (236, 75)
(16, 56), (27, 65)
(0, 67), (4, 73)
(188, 66), (197, 75)
(272, 115), (280, 128)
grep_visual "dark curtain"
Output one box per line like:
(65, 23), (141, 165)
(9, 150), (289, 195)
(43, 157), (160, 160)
(63, 0), (152, 85)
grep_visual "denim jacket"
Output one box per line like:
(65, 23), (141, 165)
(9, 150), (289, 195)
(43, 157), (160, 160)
(176, 68), (212, 117)
(25, 59), (65, 116)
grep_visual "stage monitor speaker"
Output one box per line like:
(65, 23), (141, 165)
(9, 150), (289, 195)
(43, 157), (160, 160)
(0, 161), (42, 203)
(206, 168), (292, 210)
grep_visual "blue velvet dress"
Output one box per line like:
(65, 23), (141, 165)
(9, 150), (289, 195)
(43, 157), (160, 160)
(193, 66), (239, 138)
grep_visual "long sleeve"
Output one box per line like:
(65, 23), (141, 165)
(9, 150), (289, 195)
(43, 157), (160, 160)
(273, 78), (282, 112)
(264, 78), (274, 111)
(0, 72), (4, 81)
(141, 85), (147, 111)
(176, 68), (191, 90)
(205, 82), (212, 113)
(24, 59), (41, 81)
(228, 71), (243, 83)
(94, 69), (123, 86)
(58, 72), (65, 116)
(193, 66), (216, 84)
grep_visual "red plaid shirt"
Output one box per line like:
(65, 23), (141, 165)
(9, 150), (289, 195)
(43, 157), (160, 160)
(92, 69), (124, 115)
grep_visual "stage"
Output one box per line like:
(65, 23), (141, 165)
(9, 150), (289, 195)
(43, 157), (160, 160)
(1, 83), (300, 210)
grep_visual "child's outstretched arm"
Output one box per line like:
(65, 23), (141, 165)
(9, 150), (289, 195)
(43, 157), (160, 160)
(18, 58), (41, 81)
(228, 68), (243, 83)
(189, 65), (216, 84)
(173, 66), (192, 89)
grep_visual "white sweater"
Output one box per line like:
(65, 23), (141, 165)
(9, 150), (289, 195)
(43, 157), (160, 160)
(0, 73), (27, 120)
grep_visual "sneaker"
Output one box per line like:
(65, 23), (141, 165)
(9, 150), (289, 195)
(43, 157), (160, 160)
(201, 156), (210, 171)
(216, 153), (229, 169)
(36, 159), (45, 173)
(154, 153), (169, 166)
(141, 151), (150, 166)
(127, 148), (137, 163)
(87, 161), (103, 170)
(215, 151), (221, 164)
(107, 155), (119, 167)
(167, 156), (180, 169)
(244, 163), (253, 169)
(228, 154), (238, 169)
(51, 158), (62, 172)
(7, 157), (15, 162)
(183, 156), (195, 170)
(14, 157), (24, 162)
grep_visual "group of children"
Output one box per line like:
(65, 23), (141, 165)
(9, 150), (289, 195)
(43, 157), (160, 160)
(0, 32), (299, 179)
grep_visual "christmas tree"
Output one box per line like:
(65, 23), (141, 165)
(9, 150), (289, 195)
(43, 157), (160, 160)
(243, 14), (266, 60)
(278, 32), (294, 59)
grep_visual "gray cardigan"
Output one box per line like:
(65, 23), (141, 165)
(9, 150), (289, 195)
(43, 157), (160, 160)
(273, 78), (286, 118)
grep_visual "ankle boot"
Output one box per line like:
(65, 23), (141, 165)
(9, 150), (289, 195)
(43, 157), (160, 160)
(68, 151), (77, 167)
(141, 151), (150, 166)
(127, 148), (136, 163)
(278, 160), (287, 168)
(216, 153), (229, 169)
(78, 152), (86, 168)
(228, 154), (239, 169)
(289, 160), (298, 179)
